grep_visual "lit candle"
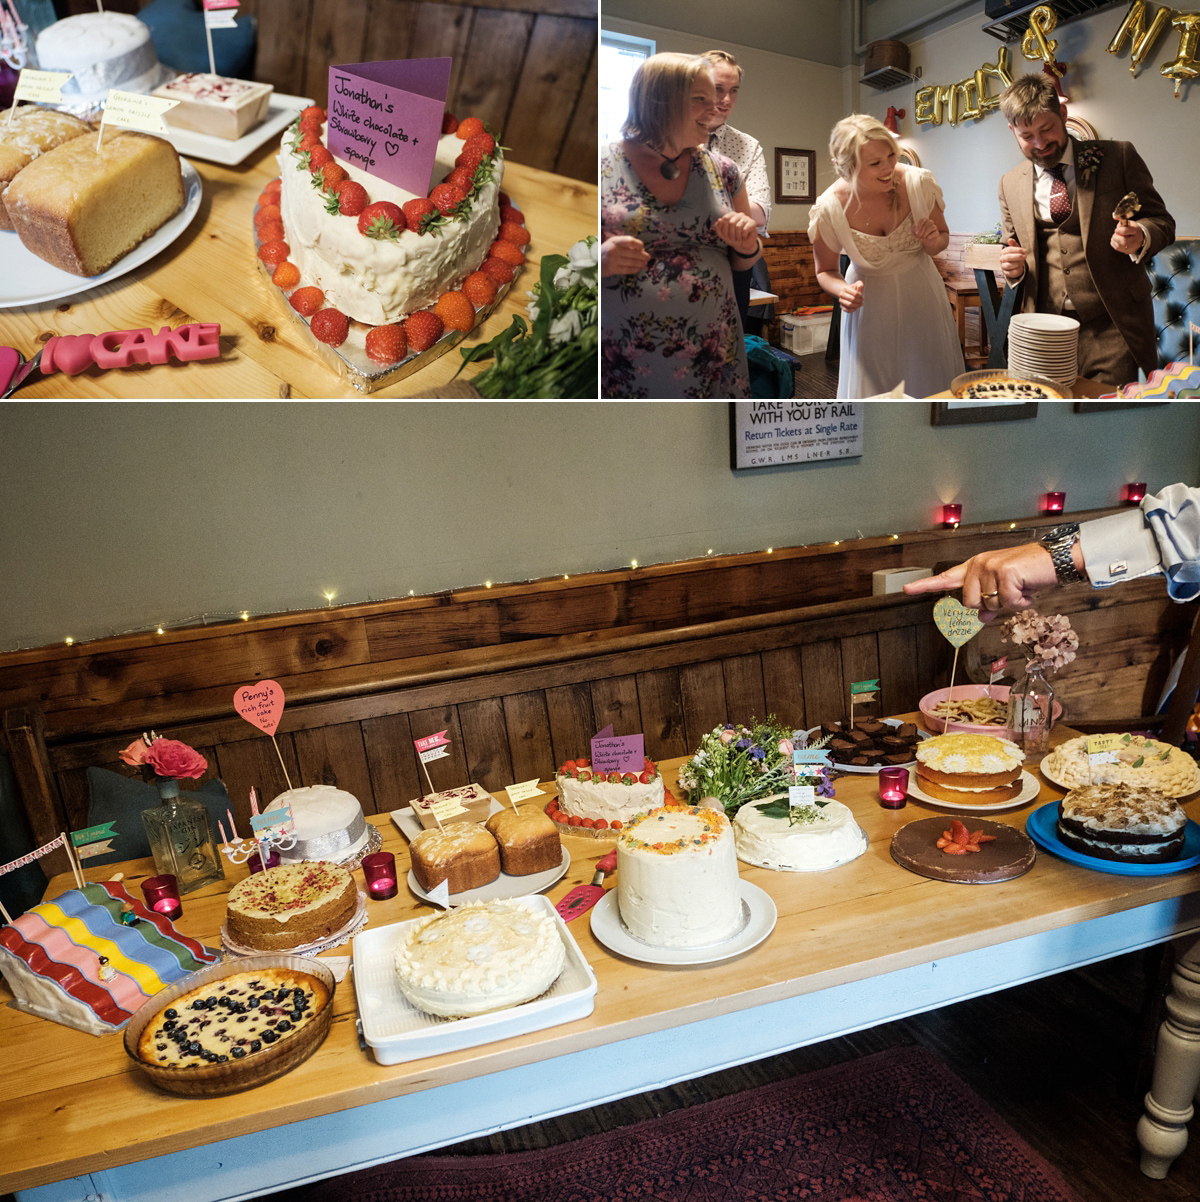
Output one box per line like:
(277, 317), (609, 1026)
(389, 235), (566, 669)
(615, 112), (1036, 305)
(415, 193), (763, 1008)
(1123, 482), (1146, 505)
(1041, 491), (1066, 514)
(247, 847), (280, 874)
(153, 898), (182, 919)
(362, 851), (398, 900)
(878, 766), (909, 809)
(141, 873), (182, 920)
(939, 503), (962, 528)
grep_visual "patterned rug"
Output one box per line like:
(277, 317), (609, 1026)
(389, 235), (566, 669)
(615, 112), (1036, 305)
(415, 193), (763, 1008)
(300, 1045), (1083, 1202)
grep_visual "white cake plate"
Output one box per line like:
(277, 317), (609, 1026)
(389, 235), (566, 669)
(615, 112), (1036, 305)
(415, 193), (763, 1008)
(159, 92), (313, 166)
(406, 847), (570, 906)
(906, 769), (1042, 813)
(589, 881), (776, 966)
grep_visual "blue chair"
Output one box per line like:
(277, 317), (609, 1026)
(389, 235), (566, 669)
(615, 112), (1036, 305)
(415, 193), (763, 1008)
(1147, 238), (1200, 367)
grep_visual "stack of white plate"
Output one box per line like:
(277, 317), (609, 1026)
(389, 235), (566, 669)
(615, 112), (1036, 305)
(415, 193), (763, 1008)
(1008, 313), (1080, 387)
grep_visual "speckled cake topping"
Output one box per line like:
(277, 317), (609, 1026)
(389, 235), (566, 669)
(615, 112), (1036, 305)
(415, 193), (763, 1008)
(1060, 783), (1186, 836)
(227, 861), (351, 919)
(619, 805), (731, 854)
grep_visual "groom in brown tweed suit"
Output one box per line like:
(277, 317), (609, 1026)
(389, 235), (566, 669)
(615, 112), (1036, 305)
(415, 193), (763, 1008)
(996, 74), (1174, 389)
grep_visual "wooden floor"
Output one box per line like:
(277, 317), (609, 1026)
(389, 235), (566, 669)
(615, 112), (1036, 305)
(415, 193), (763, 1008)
(251, 943), (1200, 1202)
(791, 348), (842, 398)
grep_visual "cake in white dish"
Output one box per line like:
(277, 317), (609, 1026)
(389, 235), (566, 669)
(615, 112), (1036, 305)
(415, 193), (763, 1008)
(733, 796), (868, 872)
(35, 13), (167, 110)
(616, 805), (742, 949)
(556, 757), (664, 827)
(263, 785), (370, 864)
(394, 898), (565, 1017)
(154, 73), (273, 140)
(277, 124), (503, 325)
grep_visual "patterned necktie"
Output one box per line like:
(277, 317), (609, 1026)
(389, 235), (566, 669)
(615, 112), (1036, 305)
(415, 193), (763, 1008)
(1047, 164), (1070, 224)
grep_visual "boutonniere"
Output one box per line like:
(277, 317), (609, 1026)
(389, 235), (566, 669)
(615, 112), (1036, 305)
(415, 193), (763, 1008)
(1074, 143), (1104, 184)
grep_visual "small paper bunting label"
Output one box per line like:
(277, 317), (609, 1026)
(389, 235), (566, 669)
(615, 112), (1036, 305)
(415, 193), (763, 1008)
(990, 656), (1008, 684)
(933, 596), (984, 647)
(251, 804), (294, 840)
(414, 731), (450, 752)
(101, 89), (180, 135)
(506, 779), (544, 803)
(12, 68), (73, 106)
(789, 785), (816, 806)
(0, 833), (67, 877)
(427, 878), (451, 908)
(1087, 733), (1122, 765)
(418, 745), (450, 764)
(71, 821), (117, 847)
(203, 0), (239, 28)
(793, 750), (831, 766)
(850, 678), (880, 695)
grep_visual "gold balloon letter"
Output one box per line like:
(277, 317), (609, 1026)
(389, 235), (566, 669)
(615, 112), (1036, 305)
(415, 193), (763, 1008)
(1109, 0), (1176, 76)
(959, 75), (983, 122)
(1022, 4), (1060, 64)
(1108, 0), (1150, 54)
(915, 86), (937, 124)
(1162, 11), (1200, 96)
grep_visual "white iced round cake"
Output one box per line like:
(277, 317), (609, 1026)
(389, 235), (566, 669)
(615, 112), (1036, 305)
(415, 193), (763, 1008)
(35, 13), (166, 108)
(394, 899), (565, 1018)
(733, 796), (868, 872)
(264, 785), (369, 864)
(556, 758), (664, 826)
(616, 805), (742, 949)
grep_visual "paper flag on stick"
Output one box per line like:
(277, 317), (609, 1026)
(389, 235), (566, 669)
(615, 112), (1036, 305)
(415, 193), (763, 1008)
(11, 69), (72, 111)
(234, 681), (285, 735)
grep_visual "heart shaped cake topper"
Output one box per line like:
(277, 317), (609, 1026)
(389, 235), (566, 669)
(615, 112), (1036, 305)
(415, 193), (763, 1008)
(933, 596), (984, 648)
(234, 680), (286, 735)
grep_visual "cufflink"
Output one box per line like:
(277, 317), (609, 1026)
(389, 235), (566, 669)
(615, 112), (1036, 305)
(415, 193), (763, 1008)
(1109, 560), (1128, 577)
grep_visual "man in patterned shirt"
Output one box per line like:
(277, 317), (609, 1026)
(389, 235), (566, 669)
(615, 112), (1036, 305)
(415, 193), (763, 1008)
(702, 49), (771, 235)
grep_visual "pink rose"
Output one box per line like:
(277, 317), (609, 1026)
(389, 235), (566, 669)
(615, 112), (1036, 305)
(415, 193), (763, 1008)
(779, 739), (794, 756)
(118, 738), (151, 766)
(144, 738), (207, 780)
(719, 729), (737, 745)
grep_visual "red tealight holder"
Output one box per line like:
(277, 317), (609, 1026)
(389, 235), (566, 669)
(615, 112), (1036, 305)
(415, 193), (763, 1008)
(362, 851), (398, 901)
(247, 847), (281, 874)
(878, 766), (909, 809)
(939, 503), (962, 528)
(1123, 482), (1147, 505)
(141, 874), (182, 920)
(1041, 491), (1066, 515)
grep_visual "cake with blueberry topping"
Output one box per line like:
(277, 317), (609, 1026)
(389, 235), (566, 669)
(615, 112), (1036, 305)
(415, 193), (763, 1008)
(224, 861), (357, 950)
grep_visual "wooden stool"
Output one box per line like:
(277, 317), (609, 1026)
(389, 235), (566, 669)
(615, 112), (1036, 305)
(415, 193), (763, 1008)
(944, 274), (987, 368)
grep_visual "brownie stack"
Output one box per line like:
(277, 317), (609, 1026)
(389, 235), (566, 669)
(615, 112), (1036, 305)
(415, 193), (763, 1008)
(817, 719), (921, 767)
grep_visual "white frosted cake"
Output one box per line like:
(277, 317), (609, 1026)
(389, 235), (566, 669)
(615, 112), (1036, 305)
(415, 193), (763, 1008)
(394, 899), (565, 1018)
(264, 785), (369, 864)
(35, 13), (167, 110)
(154, 73), (273, 140)
(733, 796), (868, 872)
(277, 124), (503, 325)
(1041, 734), (1200, 799)
(616, 805), (742, 949)
(556, 758), (664, 827)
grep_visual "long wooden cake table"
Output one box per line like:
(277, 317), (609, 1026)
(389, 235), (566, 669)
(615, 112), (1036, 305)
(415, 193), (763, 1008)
(4, 720), (1200, 1201)
(0, 140), (596, 399)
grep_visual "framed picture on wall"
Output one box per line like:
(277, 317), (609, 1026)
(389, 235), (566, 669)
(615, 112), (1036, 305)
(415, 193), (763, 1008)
(931, 401), (1038, 424)
(774, 148), (815, 205)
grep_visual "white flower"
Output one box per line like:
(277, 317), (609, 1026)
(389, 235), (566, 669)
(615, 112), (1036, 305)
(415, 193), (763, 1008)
(549, 308), (584, 344)
(568, 236), (599, 273)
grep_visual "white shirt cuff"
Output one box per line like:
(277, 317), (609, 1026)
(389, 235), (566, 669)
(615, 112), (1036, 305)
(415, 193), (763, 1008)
(1079, 507), (1163, 588)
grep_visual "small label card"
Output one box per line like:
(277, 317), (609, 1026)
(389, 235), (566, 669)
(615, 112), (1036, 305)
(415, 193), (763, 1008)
(327, 57), (450, 193)
(591, 730), (645, 774)
(101, 89), (180, 137)
(989, 656), (1008, 685)
(789, 785), (816, 806)
(11, 69), (73, 109)
(234, 680), (286, 735)
(1087, 733), (1123, 765)
(203, 0), (239, 29)
(793, 749), (831, 767)
(414, 730), (451, 764)
(933, 596), (984, 647)
(506, 779), (544, 804)
(251, 803), (295, 841)
(71, 821), (118, 861)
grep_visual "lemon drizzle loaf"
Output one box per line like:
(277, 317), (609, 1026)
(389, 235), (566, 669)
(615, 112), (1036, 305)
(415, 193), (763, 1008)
(136, 967), (328, 1066)
(484, 807), (562, 876)
(225, 861), (357, 951)
(1057, 783), (1188, 862)
(5, 129), (183, 275)
(410, 821), (501, 894)
(0, 106), (92, 231)
(915, 733), (1024, 804)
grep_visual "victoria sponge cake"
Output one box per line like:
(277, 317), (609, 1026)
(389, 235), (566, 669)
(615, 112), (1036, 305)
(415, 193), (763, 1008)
(1057, 783), (1188, 862)
(915, 733), (1024, 804)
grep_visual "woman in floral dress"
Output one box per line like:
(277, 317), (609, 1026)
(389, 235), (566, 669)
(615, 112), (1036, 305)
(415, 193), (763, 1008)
(601, 53), (761, 398)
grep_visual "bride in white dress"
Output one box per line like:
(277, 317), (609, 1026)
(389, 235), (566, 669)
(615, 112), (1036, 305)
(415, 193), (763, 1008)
(810, 114), (964, 399)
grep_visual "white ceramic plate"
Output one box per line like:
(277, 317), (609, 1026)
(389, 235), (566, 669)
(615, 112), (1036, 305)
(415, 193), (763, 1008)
(805, 717), (930, 774)
(589, 880), (776, 966)
(220, 889), (368, 956)
(906, 769), (1042, 813)
(352, 895), (597, 1065)
(0, 159), (202, 310)
(159, 93), (313, 166)
(407, 847), (570, 905)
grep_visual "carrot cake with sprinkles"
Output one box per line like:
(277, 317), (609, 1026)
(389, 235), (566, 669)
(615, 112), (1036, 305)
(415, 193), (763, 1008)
(616, 805), (742, 949)
(225, 861), (357, 951)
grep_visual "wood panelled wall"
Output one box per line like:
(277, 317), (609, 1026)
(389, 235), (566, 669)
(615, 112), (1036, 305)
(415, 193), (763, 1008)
(73, 0), (597, 183)
(2, 507), (1195, 882)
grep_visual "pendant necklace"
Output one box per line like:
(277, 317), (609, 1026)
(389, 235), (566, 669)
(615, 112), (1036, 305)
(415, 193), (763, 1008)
(653, 146), (685, 180)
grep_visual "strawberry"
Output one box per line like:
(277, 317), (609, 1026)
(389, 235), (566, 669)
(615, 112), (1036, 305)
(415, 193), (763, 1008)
(576, 758), (590, 768)
(320, 162), (348, 189)
(357, 201), (405, 239)
(402, 196), (438, 233)
(582, 817), (596, 829)
(257, 239), (290, 267)
(461, 270), (497, 307)
(404, 309), (444, 352)
(611, 821), (623, 831)
(607, 772), (622, 784)
(365, 324), (408, 364)
(297, 131), (321, 154)
(489, 238), (526, 265)
(621, 773), (636, 785)
(308, 145), (333, 173)
(480, 256), (515, 285)
(262, 177), (282, 196)
(257, 220), (285, 244)
(300, 105), (326, 124)
(442, 111), (458, 135)
(562, 761), (577, 773)
(289, 286), (325, 315)
(595, 819), (609, 830)
(497, 222), (530, 247)
(456, 116), (485, 141)
(254, 203), (281, 228)
(256, 189), (278, 210)
(336, 180), (368, 216)
(567, 815), (583, 827)
(434, 290), (475, 332)
(499, 204), (524, 225)
(271, 261), (301, 289)
(577, 769), (591, 782)
(455, 144), (488, 175)
(465, 131), (495, 158)
(444, 166), (475, 193)
(429, 182), (466, 216)
(638, 770), (653, 784)
(498, 189), (512, 207)
(310, 307), (349, 347)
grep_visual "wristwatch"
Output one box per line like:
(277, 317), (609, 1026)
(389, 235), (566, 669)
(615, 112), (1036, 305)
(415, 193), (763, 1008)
(1039, 522), (1086, 584)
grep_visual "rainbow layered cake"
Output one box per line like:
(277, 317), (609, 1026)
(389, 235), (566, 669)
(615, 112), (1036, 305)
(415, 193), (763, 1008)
(0, 882), (216, 1035)
(1109, 362), (1200, 399)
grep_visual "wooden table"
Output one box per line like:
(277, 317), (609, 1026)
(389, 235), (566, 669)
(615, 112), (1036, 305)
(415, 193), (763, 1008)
(0, 142), (596, 399)
(5, 722), (1200, 1202)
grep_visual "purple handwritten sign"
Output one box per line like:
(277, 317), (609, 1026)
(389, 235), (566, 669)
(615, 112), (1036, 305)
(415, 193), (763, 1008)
(591, 731), (645, 774)
(327, 58), (450, 194)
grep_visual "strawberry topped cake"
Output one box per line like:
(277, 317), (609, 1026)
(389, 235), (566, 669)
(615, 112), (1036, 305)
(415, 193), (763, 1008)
(548, 756), (666, 832)
(255, 104), (529, 378)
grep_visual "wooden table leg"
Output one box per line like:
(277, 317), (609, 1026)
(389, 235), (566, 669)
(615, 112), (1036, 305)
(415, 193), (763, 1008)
(1138, 934), (1200, 1177)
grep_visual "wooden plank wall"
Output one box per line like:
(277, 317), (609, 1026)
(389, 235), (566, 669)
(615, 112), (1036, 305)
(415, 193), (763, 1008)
(69, 0), (598, 183)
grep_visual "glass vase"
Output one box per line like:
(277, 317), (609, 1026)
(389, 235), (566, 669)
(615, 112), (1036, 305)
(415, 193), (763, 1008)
(1007, 663), (1055, 759)
(141, 777), (226, 895)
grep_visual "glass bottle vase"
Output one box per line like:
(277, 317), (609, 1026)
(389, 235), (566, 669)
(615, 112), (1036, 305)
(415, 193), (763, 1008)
(141, 777), (226, 895)
(1007, 663), (1055, 759)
